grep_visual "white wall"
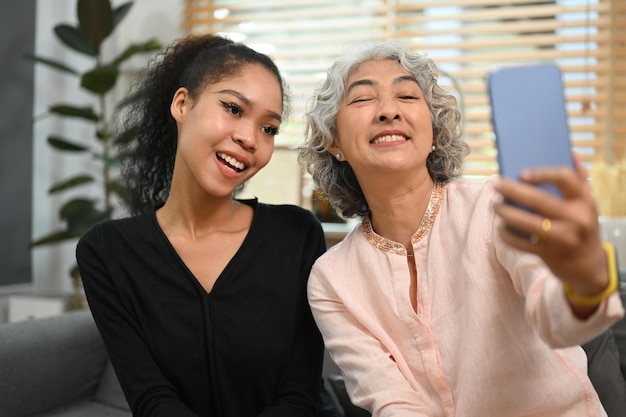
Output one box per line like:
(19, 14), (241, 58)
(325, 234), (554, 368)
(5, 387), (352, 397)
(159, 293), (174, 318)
(32, 0), (184, 294)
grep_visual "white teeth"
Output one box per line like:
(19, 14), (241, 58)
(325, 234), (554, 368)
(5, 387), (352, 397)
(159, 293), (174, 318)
(371, 135), (407, 144)
(217, 152), (246, 170)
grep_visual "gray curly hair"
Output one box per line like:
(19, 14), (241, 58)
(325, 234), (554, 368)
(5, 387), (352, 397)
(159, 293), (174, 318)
(298, 40), (469, 218)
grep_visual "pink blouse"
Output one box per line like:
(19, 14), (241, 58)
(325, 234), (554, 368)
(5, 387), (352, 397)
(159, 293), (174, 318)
(308, 178), (624, 417)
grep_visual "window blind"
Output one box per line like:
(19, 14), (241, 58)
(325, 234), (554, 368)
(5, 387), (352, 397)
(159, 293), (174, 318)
(182, 0), (624, 194)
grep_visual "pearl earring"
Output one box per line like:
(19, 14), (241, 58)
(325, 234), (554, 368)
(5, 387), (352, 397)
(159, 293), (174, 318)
(431, 145), (436, 152)
(335, 153), (342, 161)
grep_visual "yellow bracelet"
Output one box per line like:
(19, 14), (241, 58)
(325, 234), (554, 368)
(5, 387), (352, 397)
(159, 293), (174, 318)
(563, 242), (619, 306)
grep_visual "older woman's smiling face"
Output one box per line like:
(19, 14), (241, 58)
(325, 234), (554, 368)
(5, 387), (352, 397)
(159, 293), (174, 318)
(330, 59), (434, 181)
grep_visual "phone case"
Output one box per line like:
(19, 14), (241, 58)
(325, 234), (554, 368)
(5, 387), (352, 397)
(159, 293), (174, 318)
(487, 63), (574, 200)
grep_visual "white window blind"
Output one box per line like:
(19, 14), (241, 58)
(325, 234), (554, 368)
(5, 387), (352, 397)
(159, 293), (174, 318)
(182, 0), (625, 200)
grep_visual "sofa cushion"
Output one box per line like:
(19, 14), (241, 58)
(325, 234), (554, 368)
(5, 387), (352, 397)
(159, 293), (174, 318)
(94, 360), (130, 411)
(35, 400), (131, 417)
(0, 310), (109, 417)
(326, 374), (371, 417)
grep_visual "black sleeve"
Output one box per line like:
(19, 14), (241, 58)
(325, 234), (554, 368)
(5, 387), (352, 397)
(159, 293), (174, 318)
(259, 214), (327, 417)
(76, 225), (199, 417)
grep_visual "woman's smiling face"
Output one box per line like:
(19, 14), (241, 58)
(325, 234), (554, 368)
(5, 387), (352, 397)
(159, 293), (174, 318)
(171, 62), (283, 198)
(331, 59), (434, 180)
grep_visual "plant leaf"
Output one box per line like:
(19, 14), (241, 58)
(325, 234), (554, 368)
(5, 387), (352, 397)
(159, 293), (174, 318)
(31, 229), (82, 247)
(49, 104), (100, 122)
(60, 198), (96, 219)
(48, 136), (90, 152)
(49, 175), (95, 193)
(70, 264), (81, 279)
(93, 153), (122, 168)
(54, 24), (98, 56)
(112, 2), (133, 29)
(23, 54), (79, 75)
(61, 199), (110, 234)
(68, 264), (80, 279)
(112, 39), (162, 66)
(81, 65), (118, 94)
(78, 0), (114, 49)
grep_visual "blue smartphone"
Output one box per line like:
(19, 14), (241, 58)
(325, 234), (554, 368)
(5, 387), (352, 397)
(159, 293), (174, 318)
(487, 63), (574, 203)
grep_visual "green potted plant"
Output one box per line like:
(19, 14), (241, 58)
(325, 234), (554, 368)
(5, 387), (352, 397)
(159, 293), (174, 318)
(27, 0), (162, 306)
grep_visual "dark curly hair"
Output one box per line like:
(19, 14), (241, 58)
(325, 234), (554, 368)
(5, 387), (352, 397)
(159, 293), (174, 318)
(117, 33), (289, 215)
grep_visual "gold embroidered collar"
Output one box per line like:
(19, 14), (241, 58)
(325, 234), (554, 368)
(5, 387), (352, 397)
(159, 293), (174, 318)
(361, 182), (445, 255)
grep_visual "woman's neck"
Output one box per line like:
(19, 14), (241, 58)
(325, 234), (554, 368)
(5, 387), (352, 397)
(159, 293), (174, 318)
(156, 188), (245, 241)
(365, 176), (435, 249)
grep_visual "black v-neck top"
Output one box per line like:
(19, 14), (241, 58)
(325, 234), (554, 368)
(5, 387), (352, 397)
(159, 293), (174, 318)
(76, 200), (327, 417)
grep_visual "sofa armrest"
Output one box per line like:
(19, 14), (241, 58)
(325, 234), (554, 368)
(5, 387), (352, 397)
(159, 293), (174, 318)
(0, 309), (109, 417)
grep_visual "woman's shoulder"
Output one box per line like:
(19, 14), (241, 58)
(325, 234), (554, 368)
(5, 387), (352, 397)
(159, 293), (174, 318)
(445, 176), (500, 205)
(446, 175), (494, 191)
(79, 212), (155, 244)
(251, 202), (326, 247)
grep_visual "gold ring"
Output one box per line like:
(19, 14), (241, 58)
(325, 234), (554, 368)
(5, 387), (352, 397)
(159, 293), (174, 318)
(529, 218), (551, 245)
(538, 218), (552, 243)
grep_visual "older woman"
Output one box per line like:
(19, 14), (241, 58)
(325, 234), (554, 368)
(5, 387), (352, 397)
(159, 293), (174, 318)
(299, 40), (624, 417)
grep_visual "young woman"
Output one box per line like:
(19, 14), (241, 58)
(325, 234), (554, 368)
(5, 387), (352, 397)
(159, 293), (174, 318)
(299, 40), (624, 416)
(76, 34), (327, 417)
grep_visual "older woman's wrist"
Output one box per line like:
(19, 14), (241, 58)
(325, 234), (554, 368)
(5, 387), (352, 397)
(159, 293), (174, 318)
(563, 242), (619, 306)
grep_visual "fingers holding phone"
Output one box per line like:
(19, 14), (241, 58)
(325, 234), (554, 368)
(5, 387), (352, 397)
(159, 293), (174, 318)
(494, 165), (598, 249)
(493, 169), (606, 297)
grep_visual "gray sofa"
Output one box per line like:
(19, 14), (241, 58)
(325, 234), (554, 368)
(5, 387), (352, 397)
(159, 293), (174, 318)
(0, 309), (130, 417)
